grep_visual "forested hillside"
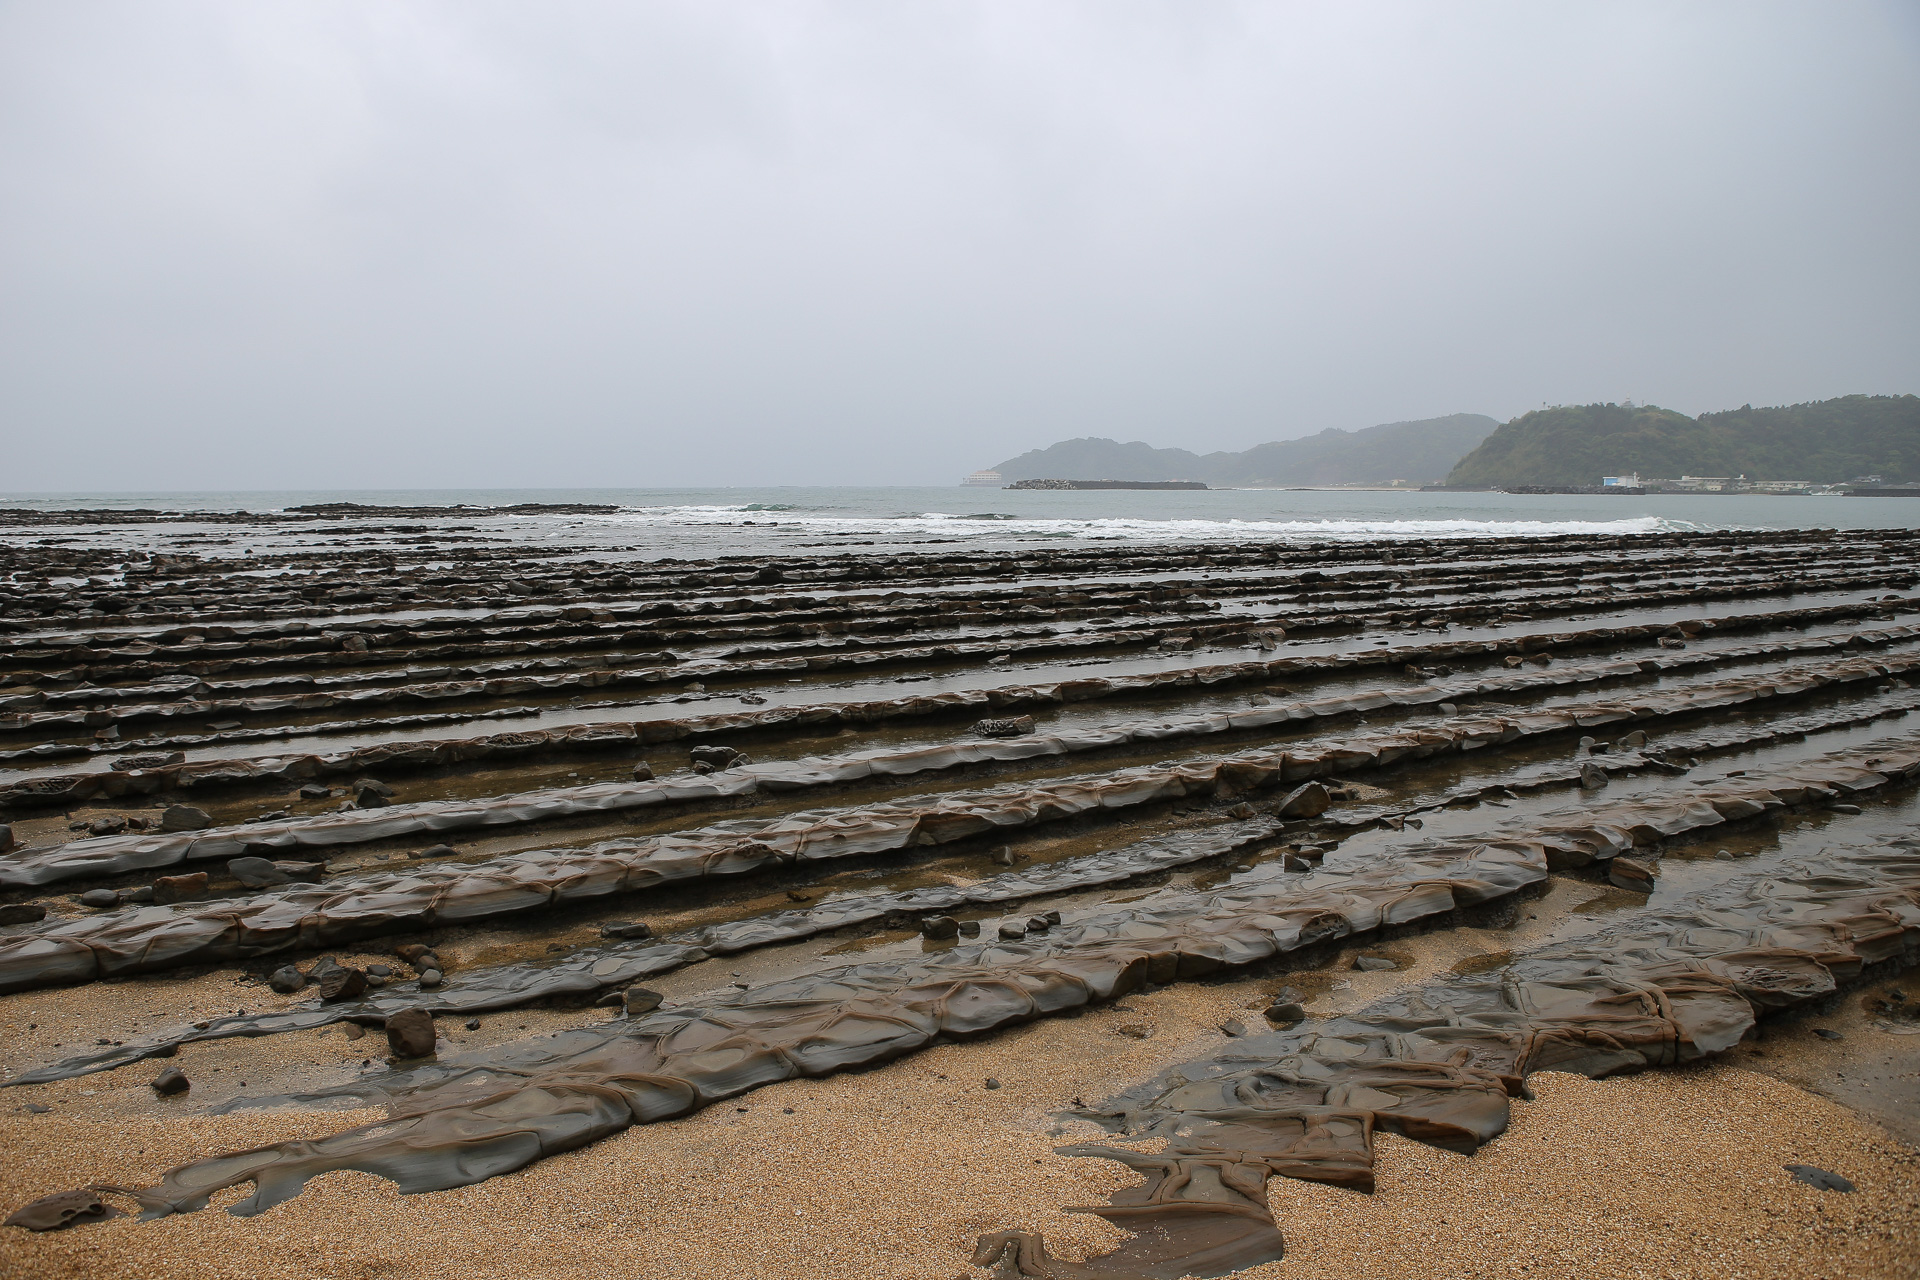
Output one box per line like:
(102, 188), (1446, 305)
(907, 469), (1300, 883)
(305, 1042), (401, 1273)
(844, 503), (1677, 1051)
(1444, 395), (1919, 487)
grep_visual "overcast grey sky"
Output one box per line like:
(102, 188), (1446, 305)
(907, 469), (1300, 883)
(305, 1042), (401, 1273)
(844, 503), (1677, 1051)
(2, 1), (1916, 490)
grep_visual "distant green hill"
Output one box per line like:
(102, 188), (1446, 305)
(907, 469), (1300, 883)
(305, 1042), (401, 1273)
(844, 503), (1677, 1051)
(993, 414), (1499, 486)
(1444, 395), (1920, 487)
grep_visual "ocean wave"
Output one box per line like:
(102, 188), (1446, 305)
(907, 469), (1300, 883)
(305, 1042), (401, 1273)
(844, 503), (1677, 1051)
(573, 507), (1705, 542)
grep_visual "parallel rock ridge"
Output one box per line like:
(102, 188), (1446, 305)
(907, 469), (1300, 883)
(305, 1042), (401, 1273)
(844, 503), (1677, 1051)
(2, 518), (1918, 1277)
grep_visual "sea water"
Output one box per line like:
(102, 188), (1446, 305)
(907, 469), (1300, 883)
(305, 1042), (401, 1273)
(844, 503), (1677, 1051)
(1, 486), (1915, 561)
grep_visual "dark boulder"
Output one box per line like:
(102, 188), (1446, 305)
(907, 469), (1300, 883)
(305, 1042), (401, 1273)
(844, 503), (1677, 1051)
(152, 872), (209, 905)
(318, 965), (368, 1002)
(384, 1009), (436, 1059)
(1275, 782), (1331, 818)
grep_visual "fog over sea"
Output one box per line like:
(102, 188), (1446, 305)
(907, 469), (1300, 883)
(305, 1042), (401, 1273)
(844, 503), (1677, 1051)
(3, 486), (1916, 561)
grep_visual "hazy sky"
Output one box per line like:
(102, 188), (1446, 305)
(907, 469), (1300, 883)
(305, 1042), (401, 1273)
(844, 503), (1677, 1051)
(3, 1), (1917, 490)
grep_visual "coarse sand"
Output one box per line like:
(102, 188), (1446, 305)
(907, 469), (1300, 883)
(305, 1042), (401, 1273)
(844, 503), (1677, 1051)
(0, 977), (1916, 1280)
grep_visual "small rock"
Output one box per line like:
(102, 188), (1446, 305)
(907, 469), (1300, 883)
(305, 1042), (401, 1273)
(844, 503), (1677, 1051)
(688, 744), (749, 770)
(785, 890), (814, 903)
(1812, 1028), (1843, 1041)
(1609, 856), (1657, 892)
(1219, 1018), (1247, 1037)
(0, 902), (47, 925)
(417, 969), (443, 987)
(1282, 853), (1313, 872)
(983, 1078), (1002, 1090)
(150, 1066), (190, 1096)
(1354, 955), (1397, 972)
(1275, 781), (1331, 818)
(1263, 1002), (1306, 1026)
(79, 889), (120, 909)
(631, 760), (655, 782)
(152, 872), (209, 904)
(297, 783), (331, 800)
(341, 1022), (366, 1040)
(1579, 762), (1610, 789)
(599, 921), (654, 941)
(318, 966), (369, 1002)
(958, 920), (981, 937)
(0, 824), (11, 854)
(1026, 915), (1051, 932)
(465, 1018), (481, 1031)
(355, 786), (391, 809)
(3, 1188), (126, 1231)
(921, 915), (960, 939)
(997, 922), (1027, 940)
(1785, 1164), (1855, 1192)
(394, 944), (434, 965)
(226, 856), (289, 888)
(383, 1008), (436, 1058)
(1714, 850), (1735, 861)
(87, 815), (128, 837)
(267, 966), (307, 993)
(971, 716), (1035, 738)
(623, 988), (664, 1015)
(413, 844), (459, 859)
(159, 804), (212, 832)
(352, 777), (394, 798)
(1438, 702), (1458, 715)
(1829, 803), (1863, 815)
(1226, 802), (1256, 820)
(1115, 1023), (1152, 1039)
(1621, 730), (1648, 748)
(365, 964), (391, 977)
(989, 845), (1016, 867)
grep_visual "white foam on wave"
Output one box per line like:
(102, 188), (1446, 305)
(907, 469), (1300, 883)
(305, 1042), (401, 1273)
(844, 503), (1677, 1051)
(570, 506), (1706, 542)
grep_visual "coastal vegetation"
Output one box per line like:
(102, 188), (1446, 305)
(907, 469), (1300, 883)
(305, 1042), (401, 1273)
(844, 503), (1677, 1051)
(1444, 394), (1920, 487)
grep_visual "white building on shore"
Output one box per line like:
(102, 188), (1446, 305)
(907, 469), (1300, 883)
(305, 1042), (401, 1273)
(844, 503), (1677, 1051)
(962, 470), (1003, 487)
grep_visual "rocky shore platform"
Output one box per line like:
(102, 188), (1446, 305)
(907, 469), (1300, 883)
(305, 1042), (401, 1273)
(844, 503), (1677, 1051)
(0, 517), (1916, 1279)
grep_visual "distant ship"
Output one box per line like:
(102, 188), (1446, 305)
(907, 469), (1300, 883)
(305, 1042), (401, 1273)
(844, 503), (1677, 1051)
(962, 470), (1004, 487)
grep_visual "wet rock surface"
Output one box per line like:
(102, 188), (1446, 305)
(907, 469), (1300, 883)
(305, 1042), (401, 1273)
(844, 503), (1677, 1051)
(2, 523), (1919, 1276)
